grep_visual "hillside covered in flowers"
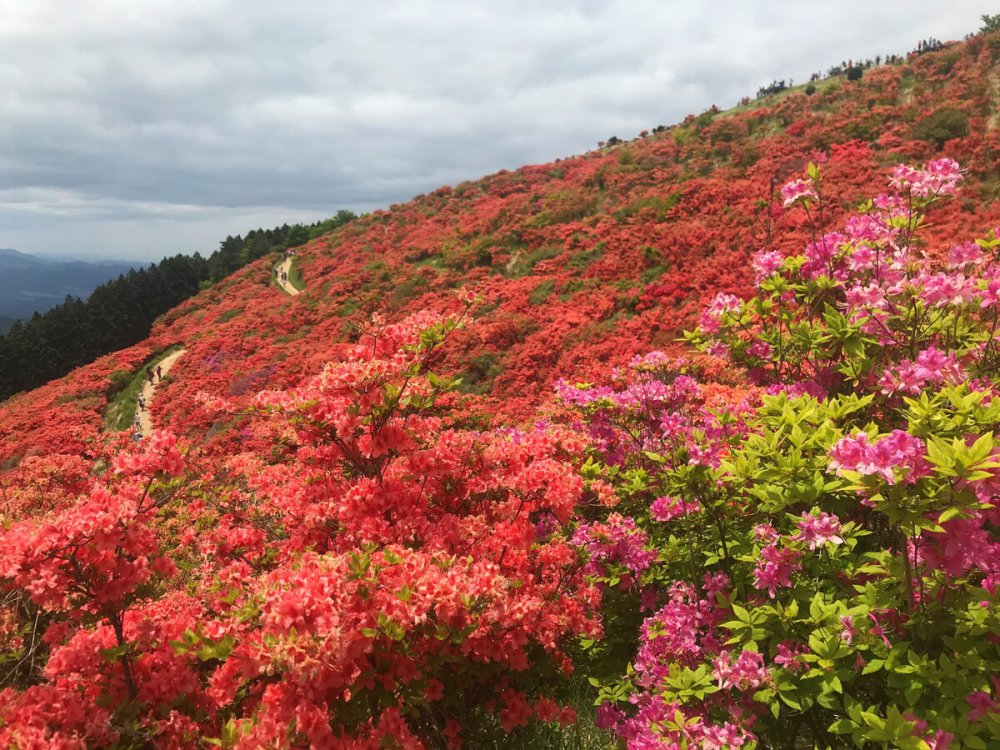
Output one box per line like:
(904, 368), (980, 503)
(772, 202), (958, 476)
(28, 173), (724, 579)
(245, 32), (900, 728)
(1, 27), (1000, 750)
(3, 32), (1000, 465)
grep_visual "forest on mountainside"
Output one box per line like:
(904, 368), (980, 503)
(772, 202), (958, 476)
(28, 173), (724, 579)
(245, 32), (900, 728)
(0, 212), (356, 402)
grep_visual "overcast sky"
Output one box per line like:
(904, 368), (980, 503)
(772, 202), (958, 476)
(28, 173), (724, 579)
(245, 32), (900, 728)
(0, 1), (994, 261)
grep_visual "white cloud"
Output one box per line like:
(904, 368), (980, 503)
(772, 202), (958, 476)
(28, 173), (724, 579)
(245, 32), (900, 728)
(0, 0), (993, 259)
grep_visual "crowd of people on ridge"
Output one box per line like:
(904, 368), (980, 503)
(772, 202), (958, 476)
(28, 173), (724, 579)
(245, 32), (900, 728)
(743, 37), (949, 104)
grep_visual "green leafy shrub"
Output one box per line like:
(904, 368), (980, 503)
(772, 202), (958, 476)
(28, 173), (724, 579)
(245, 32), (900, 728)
(529, 280), (556, 306)
(566, 159), (1000, 749)
(913, 108), (969, 148)
(613, 192), (682, 223)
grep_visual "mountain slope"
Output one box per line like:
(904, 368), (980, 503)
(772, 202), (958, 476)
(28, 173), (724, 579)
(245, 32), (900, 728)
(2, 34), (999, 470)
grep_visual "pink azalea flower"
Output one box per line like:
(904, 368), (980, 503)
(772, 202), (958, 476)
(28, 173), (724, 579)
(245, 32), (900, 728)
(781, 178), (818, 207)
(801, 232), (846, 280)
(650, 495), (701, 522)
(793, 511), (844, 550)
(703, 571), (730, 599)
(754, 523), (778, 542)
(774, 641), (807, 673)
(966, 679), (1000, 720)
(746, 339), (772, 359)
(890, 158), (963, 198)
(981, 278), (1000, 309)
(948, 241), (984, 268)
(572, 513), (657, 582)
(845, 283), (887, 311)
(714, 650), (769, 690)
(828, 431), (930, 484)
(927, 730), (955, 750)
(752, 249), (784, 283)
(840, 615), (857, 644)
(849, 238), (875, 260)
(707, 292), (742, 318)
(828, 433), (873, 474)
(867, 611), (892, 648)
(919, 272), (976, 307)
(752, 544), (800, 598)
(595, 703), (624, 730)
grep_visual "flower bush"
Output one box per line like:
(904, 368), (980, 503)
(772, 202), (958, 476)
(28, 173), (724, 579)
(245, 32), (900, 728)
(565, 160), (1000, 749)
(0, 302), (601, 748)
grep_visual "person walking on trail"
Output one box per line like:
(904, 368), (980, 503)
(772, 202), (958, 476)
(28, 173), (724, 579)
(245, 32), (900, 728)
(156, 365), (163, 382)
(134, 411), (141, 428)
(137, 393), (145, 410)
(146, 366), (155, 384)
(132, 429), (142, 442)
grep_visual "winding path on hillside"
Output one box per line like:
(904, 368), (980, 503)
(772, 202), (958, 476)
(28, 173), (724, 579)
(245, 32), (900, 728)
(276, 256), (301, 296)
(138, 348), (186, 437)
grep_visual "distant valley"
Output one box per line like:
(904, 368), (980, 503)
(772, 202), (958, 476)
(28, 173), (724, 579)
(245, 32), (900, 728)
(0, 249), (140, 332)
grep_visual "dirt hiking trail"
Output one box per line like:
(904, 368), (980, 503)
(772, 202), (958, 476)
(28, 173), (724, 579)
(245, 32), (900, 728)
(277, 256), (300, 296)
(138, 348), (186, 437)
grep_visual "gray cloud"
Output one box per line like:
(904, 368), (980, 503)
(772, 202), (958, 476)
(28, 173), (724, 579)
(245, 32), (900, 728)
(0, 0), (993, 260)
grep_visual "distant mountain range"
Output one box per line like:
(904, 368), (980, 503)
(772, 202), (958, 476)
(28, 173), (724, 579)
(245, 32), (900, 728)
(0, 249), (140, 332)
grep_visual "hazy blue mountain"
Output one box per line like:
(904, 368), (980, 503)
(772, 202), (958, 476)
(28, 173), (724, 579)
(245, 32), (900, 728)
(0, 249), (140, 323)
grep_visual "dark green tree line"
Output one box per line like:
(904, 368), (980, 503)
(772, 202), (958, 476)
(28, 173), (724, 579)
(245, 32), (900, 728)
(0, 213), (356, 402)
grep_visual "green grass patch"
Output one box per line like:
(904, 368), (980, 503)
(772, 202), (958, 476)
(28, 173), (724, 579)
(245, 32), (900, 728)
(459, 237), (511, 270)
(567, 242), (606, 271)
(529, 279), (556, 306)
(412, 253), (445, 270)
(525, 189), (599, 228)
(639, 263), (671, 285)
(287, 259), (304, 291)
(505, 245), (563, 278)
(459, 353), (505, 395)
(462, 676), (612, 749)
(219, 307), (243, 323)
(388, 274), (430, 307)
(54, 391), (95, 405)
(559, 278), (589, 301)
(613, 191), (681, 222)
(103, 346), (182, 431)
(912, 107), (969, 148)
(337, 298), (361, 317)
(718, 76), (841, 119)
(360, 259), (392, 289)
(566, 312), (630, 348)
